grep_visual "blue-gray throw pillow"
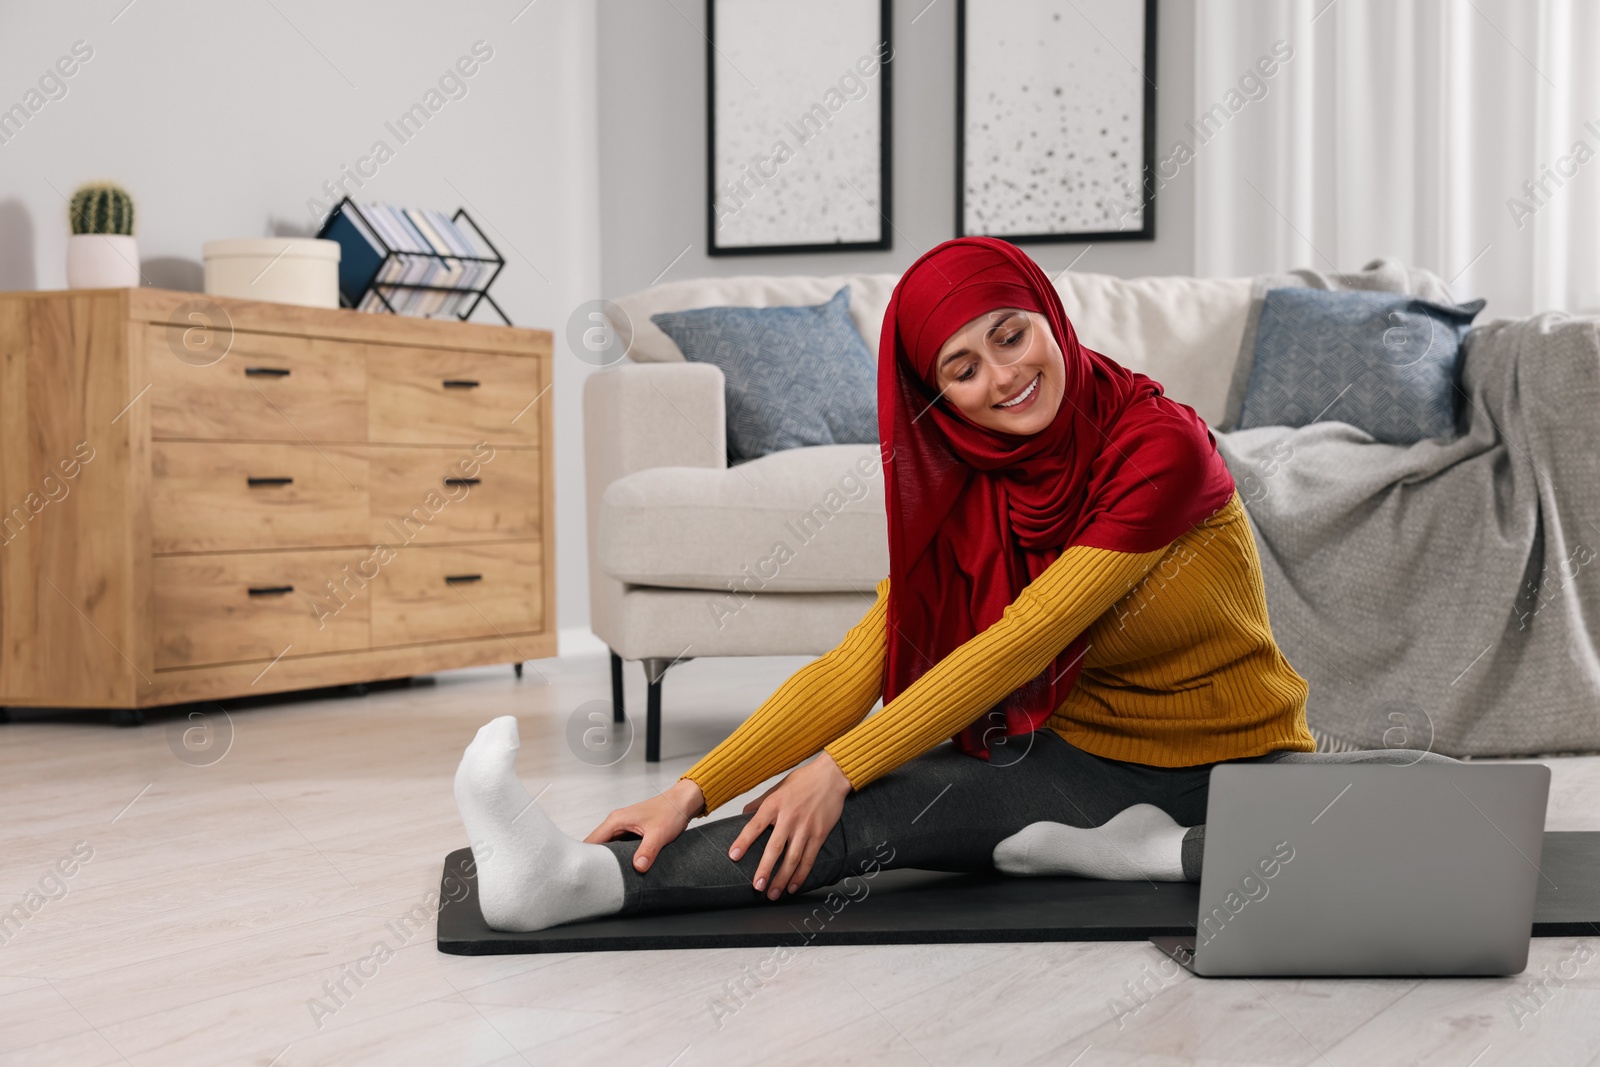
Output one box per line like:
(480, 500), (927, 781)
(1238, 288), (1487, 444)
(651, 286), (879, 463)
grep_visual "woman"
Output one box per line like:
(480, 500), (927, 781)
(453, 237), (1449, 932)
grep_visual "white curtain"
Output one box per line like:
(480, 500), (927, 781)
(1193, 0), (1600, 318)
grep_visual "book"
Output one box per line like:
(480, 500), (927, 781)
(367, 204), (426, 312)
(407, 207), (464, 317)
(321, 208), (385, 310)
(425, 208), (480, 316)
(443, 211), (499, 316)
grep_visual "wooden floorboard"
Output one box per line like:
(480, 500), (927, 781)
(3, 651), (1598, 1066)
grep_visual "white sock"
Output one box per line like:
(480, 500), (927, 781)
(992, 804), (1188, 882)
(453, 716), (625, 931)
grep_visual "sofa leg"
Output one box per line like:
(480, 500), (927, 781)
(639, 655), (693, 763)
(609, 649), (625, 724)
(646, 673), (663, 763)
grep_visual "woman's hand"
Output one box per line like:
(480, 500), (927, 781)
(584, 777), (705, 873)
(729, 752), (852, 900)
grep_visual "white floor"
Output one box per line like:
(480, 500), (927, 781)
(4, 651), (1600, 1067)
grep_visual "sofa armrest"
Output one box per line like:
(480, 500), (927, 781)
(583, 360), (726, 487)
(583, 361), (727, 647)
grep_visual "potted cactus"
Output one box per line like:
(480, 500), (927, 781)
(66, 181), (140, 288)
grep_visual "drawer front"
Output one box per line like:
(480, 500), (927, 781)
(367, 345), (540, 445)
(147, 328), (367, 442)
(153, 549), (374, 669)
(369, 445), (541, 546)
(151, 442), (369, 553)
(370, 542), (543, 647)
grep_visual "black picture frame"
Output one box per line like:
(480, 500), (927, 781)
(956, 0), (1157, 244)
(705, 0), (894, 256)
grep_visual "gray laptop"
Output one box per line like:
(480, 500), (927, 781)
(1151, 763), (1550, 977)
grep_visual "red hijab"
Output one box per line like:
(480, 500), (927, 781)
(879, 237), (1235, 759)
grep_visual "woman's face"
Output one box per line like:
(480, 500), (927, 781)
(930, 308), (1066, 435)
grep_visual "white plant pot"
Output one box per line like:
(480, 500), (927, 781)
(204, 238), (340, 309)
(66, 233), (140, 289)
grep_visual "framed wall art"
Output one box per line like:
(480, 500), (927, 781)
(957, 0), (1156, 243)
(706, 0), (893, 256)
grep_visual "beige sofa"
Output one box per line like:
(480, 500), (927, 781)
(584, 270), (1255, 760)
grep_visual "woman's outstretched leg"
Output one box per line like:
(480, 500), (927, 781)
(454, 716), (625, 931)
(601, 729), (1215, 915)
(455, 721), (1217, 930)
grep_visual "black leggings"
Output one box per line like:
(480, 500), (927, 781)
(600, 730), (1457, 915)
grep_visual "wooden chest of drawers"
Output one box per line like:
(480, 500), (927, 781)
(0, 288), (555, 710)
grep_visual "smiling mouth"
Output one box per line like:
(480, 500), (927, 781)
(995, 372), (1041, 408)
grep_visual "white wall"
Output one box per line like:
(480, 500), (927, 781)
(0, 0), (602, 654)
(596, 0), (1199, 298)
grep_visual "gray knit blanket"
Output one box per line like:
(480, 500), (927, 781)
(1216, 298), (1600, 757)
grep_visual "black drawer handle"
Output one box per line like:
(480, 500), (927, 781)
(245, 367), (291, 378)
(444, 574), (483, 584)
(247, 476), (294, 487)
(442, 379), (480, 389)
(248, 585), (295, 596)
(444, 477), (481, 487)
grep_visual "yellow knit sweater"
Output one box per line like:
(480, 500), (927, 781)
(682, 490), (1315, 815)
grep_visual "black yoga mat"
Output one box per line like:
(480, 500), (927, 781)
(435, 831), (1600, 955)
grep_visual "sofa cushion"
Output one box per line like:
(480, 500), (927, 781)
(650, 286), (879, 463)
(1238, 288), (1486, 444)
(1054, 272), (1252, 427)
(597, 443), (888, 593)
(1221, 257), (1462, 430)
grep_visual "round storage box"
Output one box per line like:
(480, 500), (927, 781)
(203, 237), (340, 308)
